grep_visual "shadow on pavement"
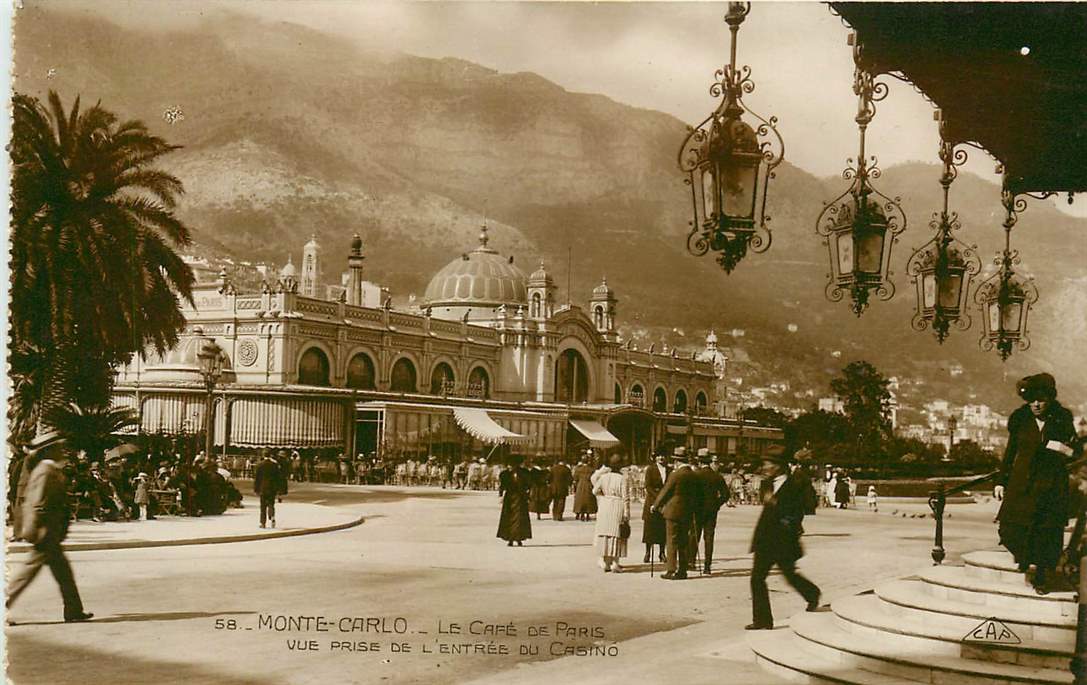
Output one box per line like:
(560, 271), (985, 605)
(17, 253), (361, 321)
(7, 634), (271, 685)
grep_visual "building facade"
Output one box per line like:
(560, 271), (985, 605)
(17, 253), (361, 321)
(113, 231), (782, 463)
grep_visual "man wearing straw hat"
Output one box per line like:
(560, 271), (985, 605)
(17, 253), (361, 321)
(7, 430), (93, 624)
(651, 446), (702, 580)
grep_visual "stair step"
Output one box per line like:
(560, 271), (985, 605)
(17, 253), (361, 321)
(749, 630), (924, 685)
(964, 549), (1020, 572)
(877, 579), (1075, 644)
(919, 566), (1076, 620)
(791, 610), (1071, 684)
(833, 593), (1071, 670)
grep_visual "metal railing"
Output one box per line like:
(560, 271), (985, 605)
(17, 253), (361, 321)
(927, 469), (1000, 565)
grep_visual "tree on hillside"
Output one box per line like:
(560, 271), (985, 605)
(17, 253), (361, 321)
(787, 409), (851, 462)
(9, 90), (195, 442)
(830, 361), (893, 465)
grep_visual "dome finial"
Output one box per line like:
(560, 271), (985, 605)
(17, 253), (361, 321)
(479, 222), (489, 249)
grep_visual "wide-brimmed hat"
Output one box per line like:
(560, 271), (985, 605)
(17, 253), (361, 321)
(761, 444), (789, 465)
(1017, 373), (1057, 401)
(26, 429), (65, 455)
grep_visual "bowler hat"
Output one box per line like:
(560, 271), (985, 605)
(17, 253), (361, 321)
(26, 429), (64, 455)
(1017, 373), (1057, 401)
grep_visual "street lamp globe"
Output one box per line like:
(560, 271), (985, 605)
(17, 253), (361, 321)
(197, 337), (224, 389)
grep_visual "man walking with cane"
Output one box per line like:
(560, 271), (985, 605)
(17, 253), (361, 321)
(7, 430), (93, 624)
(652, 447), (702, 580)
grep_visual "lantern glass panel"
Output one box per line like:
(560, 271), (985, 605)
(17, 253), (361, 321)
(922, 273), (937, 308)
(856, 228), (885, 274)
(987, 300), (1000, 333)
(721, 154), (760, 221)
(836, 233), (854, 274)
(938, 273), (962, 309)
(701, 167), (716, 221)
(1002, 301), (1023, 333)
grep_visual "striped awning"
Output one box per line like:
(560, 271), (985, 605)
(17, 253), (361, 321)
(141, 395), (207, 435)
(230, 397), (344, 448)
(452, 408), (531, 445)
(569, 419), (621, 447)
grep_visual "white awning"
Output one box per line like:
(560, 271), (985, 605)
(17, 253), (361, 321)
(569, 419), (621, 447)
(230, 398), (344, 448)
(453, 408), (531, 445)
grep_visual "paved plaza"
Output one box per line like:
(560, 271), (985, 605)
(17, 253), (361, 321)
(5, 483), (1000, 685)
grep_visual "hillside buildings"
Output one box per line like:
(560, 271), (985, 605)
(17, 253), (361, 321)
(114, 230), (781, 462)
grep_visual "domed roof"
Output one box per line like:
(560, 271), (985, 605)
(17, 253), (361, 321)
(529, 260), (552, 285)
(280, 255), (297, 278)
(591, 276), (613, 299)
(305, 233), (320, 250)
(706, 329), (718, 345)
(423, 226), (527, 309)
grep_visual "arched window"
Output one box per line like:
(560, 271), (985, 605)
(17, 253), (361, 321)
(614, 382), (622, 404)
(554, 348), (589, 403)
(593, 306), (604, 329)
(531, 292), (542, 318)
(468, 366), (491, 399)
(652, 387), (668, 413)
(673, 389), (688, 414)
(298, 347), (331, 386)
(629, 384), (645, 407)
(390, 358), (417, 393)
(346, 353), (376, 390)
(430, 362), (455, 395)
(695, 391), (708, 415)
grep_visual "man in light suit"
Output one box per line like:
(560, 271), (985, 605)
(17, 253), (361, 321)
(7, 430), (93, 623)
(651, 447), (703, 580)
(747, 445), (821, 630)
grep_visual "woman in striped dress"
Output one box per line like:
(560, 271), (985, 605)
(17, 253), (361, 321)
(591, 455), (631, 572)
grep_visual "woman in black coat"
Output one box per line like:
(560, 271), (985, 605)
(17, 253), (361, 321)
(996, 373), (1081, 594)
(497, 456), (533, 546)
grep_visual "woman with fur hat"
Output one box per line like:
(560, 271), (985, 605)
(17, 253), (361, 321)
(995, 373), (1081, 594)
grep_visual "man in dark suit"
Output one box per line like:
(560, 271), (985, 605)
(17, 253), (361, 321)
(641, 451), (669, 563)
(7, 431), (93, 623)
(548, 459), (573, 521)
(747, 445), (821, 630)
(254, 451), (284, 529)
(652, 447), (703, 580)
(690, 448), (730, 574)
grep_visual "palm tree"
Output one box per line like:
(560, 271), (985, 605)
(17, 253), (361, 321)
(45, 403), (139, 462)
(9, 90), (195, 437)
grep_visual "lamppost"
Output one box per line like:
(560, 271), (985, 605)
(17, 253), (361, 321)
(947, 414), (958, 460)
(196, 335), (224, 511)
(678, 2), (784, 273)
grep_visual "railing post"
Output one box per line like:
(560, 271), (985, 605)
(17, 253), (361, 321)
(1073, 548), (1087, 684)
(928, 484), (947, 565)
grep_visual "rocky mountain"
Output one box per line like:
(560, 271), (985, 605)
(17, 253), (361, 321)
(13, 6), (1087, 413)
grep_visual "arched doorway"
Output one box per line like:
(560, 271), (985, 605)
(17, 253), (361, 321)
(629, 383), (645, 408)
(298, 347), (331, 386)
(606, 409), (655, 464)
(554, 348), (589, 403)
(346, 352), (376, 390)
(673, 389), (688, 414)
(467, 366), (491, 399)
(390, 358), (417, 393)
(430, 362), (455, 395)
(652, 387), (668, 413)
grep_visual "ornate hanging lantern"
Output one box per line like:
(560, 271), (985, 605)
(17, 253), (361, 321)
(906, 112), (982, 343)
(974, 175), (1049, 361)
(678, 2), (784, 274)
(816, 32), (907, 316)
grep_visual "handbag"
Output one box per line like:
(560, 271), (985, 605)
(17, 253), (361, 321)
(619, 520), (631, 540)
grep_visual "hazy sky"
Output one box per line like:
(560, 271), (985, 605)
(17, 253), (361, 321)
(26, 1), (1086, 216)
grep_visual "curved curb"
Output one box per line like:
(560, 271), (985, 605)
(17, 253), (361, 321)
(6, 514), (365, 554)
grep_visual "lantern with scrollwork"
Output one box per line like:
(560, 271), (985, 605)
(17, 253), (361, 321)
(816, 33), (907, 316)
(678, 2), (784, 274)
(974, 177), (1049, 361)
(907, 114), (981, 343)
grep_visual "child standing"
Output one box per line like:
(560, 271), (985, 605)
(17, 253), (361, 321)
(134, 472), (150, 521)
(866, 485), (878, 512)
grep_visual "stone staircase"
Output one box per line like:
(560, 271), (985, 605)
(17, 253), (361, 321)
(749, 549), (1076, 684)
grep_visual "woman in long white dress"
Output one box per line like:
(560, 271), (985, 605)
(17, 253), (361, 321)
(591, 454), (631, 572)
